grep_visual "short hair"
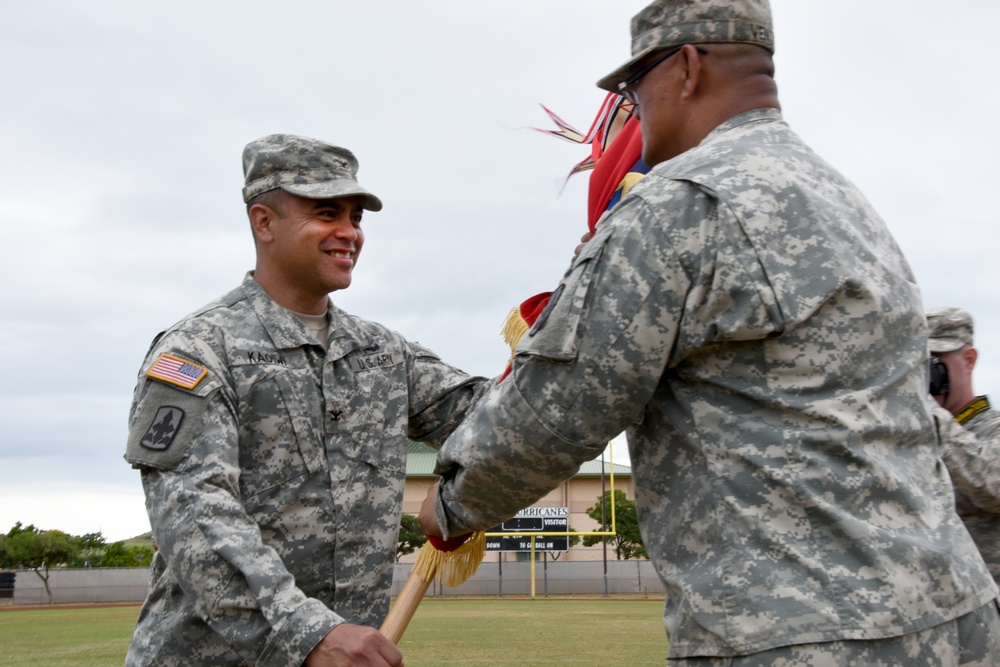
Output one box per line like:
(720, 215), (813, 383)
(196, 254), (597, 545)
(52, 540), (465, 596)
(245, 189), (288, 244)
(245, 188), (287, 217)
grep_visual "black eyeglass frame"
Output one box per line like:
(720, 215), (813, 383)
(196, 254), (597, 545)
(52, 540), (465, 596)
(618, 45), (709, 104)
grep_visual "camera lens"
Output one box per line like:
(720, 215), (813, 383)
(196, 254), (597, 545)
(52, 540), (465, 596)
(929, 356), (950, 397)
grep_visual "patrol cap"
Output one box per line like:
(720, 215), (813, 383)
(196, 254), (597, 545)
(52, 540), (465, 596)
(927, 306), (974, 353)
(597, 0), (774, 94)
(242, 134), (383, 211)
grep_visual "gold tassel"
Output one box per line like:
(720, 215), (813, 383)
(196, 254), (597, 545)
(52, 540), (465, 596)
(412, 531), (486, 588)
(500, 307), (530, 352)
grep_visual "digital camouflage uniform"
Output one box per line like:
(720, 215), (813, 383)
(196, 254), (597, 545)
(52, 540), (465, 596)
(125, 273), (487, 666)
(928, 305), (1000, 586)
(433, 108), (999, 660)
(959, 399), (1000, 442)
(959, 399), (1000, 583)
(934, 402), (1000, 585)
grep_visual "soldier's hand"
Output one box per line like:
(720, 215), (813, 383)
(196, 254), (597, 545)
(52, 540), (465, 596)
(418, 481), (444, 539)
(574, 231), (594, 258)
(305, 623), (403, 667)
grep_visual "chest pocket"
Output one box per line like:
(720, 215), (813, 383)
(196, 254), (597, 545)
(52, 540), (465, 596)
(325, 343), (408, 474)
(233, 360), (326, 495)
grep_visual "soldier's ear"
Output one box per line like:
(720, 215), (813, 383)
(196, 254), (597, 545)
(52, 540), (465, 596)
(249, 203), (278, 243)
(964, 346), (978, 372)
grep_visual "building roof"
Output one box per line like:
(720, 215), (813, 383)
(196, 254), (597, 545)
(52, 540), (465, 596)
(405, 441), (631, 477)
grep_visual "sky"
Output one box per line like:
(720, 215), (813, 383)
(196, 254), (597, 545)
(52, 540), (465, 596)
(2, 1), (999, 543)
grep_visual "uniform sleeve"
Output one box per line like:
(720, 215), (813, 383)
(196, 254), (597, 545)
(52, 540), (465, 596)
(434, 193), (696, 536)
(934, 403), (1000, 514)
(403, 339), (492, 448)
(127, 335), (341, 665)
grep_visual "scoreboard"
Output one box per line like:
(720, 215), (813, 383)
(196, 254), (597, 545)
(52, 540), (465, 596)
(485, 507), (569, 553)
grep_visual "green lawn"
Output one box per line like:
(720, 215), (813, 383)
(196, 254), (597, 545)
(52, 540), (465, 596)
(0, 605), (137, 667)
(0, 598), (668, 666)
(400, 598), (668, 665)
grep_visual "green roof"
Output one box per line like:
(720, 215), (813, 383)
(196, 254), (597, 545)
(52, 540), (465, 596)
(405, 441), (631, 477)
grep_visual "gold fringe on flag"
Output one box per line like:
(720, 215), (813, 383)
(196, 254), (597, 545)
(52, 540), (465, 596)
(412, 531), (486, 587)
(500, 307), (530, 352)
(379, 531), (487, 643)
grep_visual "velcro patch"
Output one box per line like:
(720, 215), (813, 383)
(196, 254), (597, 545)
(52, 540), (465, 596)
(140, 406), (185, 450)
(529, 282), (564, 337)
(146, 353), (208, 390)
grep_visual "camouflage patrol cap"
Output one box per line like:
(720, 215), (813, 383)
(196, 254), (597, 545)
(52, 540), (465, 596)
(242, 134), (383, 211)
(597, 0), (774, 94)
(927, 306), (974, 353)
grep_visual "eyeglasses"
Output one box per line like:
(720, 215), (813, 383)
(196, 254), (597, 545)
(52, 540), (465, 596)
(618, 45), (708, 104)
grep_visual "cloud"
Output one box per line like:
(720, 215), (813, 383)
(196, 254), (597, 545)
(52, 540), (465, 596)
(2, 0), (999, 541)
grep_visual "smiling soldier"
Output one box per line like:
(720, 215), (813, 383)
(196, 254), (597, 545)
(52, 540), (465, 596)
(124, 134), (488, 667)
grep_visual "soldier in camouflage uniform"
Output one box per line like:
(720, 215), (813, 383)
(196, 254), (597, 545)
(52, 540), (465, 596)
(928, 306), (1000, 584)
(124, 134), (488, 667)
(419, 1), (1000, 664)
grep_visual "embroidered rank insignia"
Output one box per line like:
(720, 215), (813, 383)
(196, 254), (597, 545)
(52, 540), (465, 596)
(146, 354), (208, 390)
(140, 406), (185, 450)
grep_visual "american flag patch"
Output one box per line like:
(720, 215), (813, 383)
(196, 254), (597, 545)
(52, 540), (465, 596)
(146, 354), (208, 390)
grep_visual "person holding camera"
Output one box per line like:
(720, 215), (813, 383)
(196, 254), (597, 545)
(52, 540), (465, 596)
(929, 306), (1000, 584)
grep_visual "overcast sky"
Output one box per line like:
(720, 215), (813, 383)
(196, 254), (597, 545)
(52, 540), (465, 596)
(2, 1), (998, 542)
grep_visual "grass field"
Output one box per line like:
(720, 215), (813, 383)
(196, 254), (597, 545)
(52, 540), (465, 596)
(0, 597), (668, 666)
(0, 604), (137, 667)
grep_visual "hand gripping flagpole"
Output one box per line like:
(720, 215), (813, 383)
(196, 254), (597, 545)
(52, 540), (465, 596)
(380, 531), (486, 644)
(382, 92), (641, 644)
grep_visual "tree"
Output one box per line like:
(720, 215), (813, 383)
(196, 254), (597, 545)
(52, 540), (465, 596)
(99, 541), (154, 568)
(5, 522), (35, 539)
(0, 522), (35, 569)
(396, 513), (427, 562)
(0, 534), (11, 569)
(582, 490), (647, 560)
(4, 524), (80, 604)
(72, 531), (107, 568)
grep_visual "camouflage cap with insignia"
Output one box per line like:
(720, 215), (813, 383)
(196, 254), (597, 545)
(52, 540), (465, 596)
(597, 0), (774, 94)
(927, 306), (974, 353)
(242, 134), (383, 211)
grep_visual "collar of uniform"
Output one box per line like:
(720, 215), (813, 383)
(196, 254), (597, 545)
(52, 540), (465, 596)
(240, 272), (318, 350)
(325, 303), (376, 361)
(240, 272), (375, 358)
(696, 107), (783, 149)
(955, 395), (992, 425)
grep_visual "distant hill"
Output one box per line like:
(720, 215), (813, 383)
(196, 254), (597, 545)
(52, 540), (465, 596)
(124, 531), (155, 549)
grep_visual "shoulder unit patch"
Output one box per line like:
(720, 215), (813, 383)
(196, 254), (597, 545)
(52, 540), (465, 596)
(140, 406), (185, 450)
(146, 353), (208, 390)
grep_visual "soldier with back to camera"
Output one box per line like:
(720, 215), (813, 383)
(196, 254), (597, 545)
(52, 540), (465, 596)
(420, 2), (1000, 664)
